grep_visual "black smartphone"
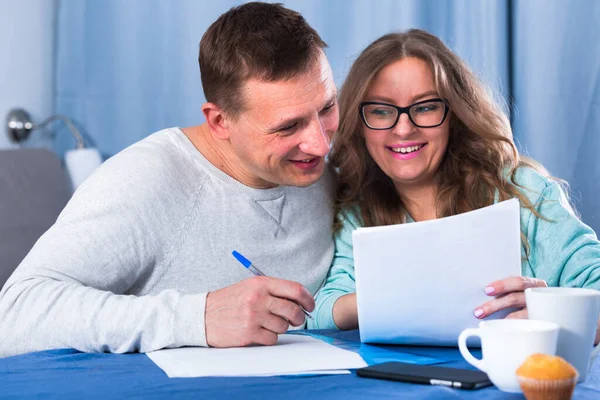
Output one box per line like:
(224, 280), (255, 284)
(357, 362), (492, 390)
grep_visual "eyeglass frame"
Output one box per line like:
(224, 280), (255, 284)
(359, 98), (450, 130)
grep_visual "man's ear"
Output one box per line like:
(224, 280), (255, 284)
(202, 102), (231, 140)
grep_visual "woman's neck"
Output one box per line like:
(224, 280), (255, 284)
(395, 183), (438, 222)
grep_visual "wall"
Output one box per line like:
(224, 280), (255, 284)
(0, 0), (55, 150)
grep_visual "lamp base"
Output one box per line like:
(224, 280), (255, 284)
(65, 148), (103, 190)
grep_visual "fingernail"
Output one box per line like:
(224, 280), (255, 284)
(484, 286), (495, 295)
(474, 309), (484, 318)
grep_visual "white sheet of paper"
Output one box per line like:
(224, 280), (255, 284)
(353, 199), (521, 346)
(147, 334), (367, 378)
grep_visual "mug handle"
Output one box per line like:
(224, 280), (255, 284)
(458, 328), (486, 372)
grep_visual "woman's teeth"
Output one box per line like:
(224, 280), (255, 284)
(390, 144), (424, 154)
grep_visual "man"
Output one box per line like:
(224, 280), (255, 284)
(0, 2), (338, 357)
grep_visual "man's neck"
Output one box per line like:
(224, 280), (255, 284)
(182, 124), (274, 189)
(183, 124), (231, 173)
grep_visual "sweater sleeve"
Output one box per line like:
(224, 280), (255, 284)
(520, 172), (600, 289)
(308, 211), (360, 329)
(0, 147), (208, 358)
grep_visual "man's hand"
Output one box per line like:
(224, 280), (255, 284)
(205, 276), (315, 347)
(474, 276), (547, 319)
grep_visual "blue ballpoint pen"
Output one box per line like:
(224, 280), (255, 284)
(231, 250), (313, 320)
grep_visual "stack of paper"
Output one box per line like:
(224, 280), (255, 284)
(353, 199), (522, 346)
(147, 334), (367, 378)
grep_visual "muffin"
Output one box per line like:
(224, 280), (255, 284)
(516, 353), (578, 400)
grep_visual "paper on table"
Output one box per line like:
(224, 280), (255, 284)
(354, 198), (521, 346)
(254, 370), (351, 376)
(293, 331), (446, 365)
(147, 334), (367, 378)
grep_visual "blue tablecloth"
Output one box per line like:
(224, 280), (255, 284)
(1, 330), (599, 399)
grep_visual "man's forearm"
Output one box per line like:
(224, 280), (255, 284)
(0, 277), (207, 357)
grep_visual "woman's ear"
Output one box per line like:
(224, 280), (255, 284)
(202, 102), (230, 140)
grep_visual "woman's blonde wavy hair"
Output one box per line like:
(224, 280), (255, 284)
(330, 29), (550, 256)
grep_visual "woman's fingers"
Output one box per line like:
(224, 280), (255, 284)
(474, 292), (527, 319)
(483, 276), (547, 297)
(505, 309), (529, 319)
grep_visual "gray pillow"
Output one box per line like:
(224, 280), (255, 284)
(0, 149), (70, 288)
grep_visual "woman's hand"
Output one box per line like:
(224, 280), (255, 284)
(474, 276), (547, 319)
(473, 277), (600, 345)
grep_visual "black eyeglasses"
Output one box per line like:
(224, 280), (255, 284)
(359, 98), (449, 130)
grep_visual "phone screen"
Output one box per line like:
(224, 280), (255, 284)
(357, 362), (492, 390)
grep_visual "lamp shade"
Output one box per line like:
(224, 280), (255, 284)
(64, 147), (103, 190)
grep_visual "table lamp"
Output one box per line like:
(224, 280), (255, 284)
(5, 108), (103, 190)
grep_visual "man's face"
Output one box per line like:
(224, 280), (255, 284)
(224, 51), (338, 188)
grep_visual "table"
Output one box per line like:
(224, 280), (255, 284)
(1, 330), (599, 399)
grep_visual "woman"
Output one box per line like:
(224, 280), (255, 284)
(308, 29), (600, 331)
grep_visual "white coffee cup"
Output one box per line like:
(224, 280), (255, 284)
(525, 287), (600, 382)
(458, 319), (559, 393)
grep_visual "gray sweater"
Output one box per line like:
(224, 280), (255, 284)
(0, 128), (334, 358)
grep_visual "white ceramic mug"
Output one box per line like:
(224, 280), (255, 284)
(458, 319), (559, 393)
(526, 287), (600, 382)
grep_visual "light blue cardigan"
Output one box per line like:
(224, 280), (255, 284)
(308, 167), (600, 329)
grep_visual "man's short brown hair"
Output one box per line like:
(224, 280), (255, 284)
(199, 2), (327, 118)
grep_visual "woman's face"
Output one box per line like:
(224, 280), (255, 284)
(361, 57), (450, 193)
